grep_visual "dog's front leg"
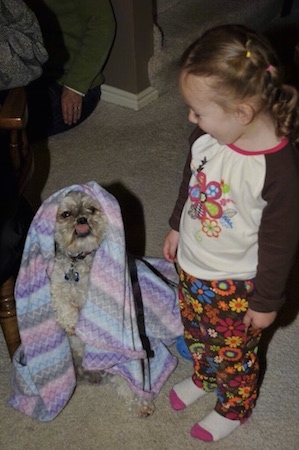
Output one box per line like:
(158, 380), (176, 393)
(51, 284), (80, 335)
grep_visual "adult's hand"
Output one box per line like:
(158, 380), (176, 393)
(61, 86), (83, 125)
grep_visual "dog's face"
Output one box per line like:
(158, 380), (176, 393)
(54, 191), (107, 256)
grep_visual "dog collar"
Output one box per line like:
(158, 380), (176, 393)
(69, 251), (91, 262)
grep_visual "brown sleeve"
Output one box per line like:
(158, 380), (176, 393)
(169, 127), (204, 230)
(250, 142), (299, 312)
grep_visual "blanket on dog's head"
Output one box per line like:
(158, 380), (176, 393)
(9, 181), (183, 421)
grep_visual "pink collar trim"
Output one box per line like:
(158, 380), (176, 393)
(228, 137), (289, 155)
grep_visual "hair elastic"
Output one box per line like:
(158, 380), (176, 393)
(245, 51), (251, 58)
(266, 64), (273, 72)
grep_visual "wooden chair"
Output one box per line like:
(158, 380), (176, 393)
(0, 87), (33, 359)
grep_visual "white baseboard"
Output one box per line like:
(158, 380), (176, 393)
(100, 84), (159, 110)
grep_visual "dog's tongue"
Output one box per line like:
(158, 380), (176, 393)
(75, 223), (90, 235)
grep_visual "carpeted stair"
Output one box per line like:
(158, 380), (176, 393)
(149, 0), (285, 94)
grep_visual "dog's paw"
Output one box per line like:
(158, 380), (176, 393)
(84, 370), (104, 384)
(108, 374), (156, 417)
(76, 368), (110, 385)
(137, 400), (155, 418)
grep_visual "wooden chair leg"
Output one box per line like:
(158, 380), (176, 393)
(0, 276), (21, 359)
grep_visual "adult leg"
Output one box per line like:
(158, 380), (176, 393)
(48, 83), (100, 136)
(26, 79), (100, 139)
(26, 77), (52, 140)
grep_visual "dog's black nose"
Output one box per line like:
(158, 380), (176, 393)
(77, 217), (87, 224)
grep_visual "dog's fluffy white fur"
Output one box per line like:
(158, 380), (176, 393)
(51, 191), (107, 335)
(50, 191), (155, 416)
(51, 190), (107, 383)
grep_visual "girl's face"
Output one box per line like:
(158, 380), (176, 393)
(179, 72), (244, 146)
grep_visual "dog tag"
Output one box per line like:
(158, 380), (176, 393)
(65, 267), (79, 282)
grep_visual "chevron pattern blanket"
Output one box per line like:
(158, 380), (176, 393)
(9, 181), (183, 421)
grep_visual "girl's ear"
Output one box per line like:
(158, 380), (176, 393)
(235, 102), (255, 125)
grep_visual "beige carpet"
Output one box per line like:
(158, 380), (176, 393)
(1, 2), (299, 449)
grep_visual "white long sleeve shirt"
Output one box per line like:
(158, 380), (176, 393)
(171, 131), (299, 312)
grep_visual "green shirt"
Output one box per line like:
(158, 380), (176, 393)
(27, 0), (116, 94)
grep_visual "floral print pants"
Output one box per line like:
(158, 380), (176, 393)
(178, 268), (262, 420)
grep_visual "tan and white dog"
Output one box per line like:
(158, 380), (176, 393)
(51, 190), (107, 382)
(50, 190), (155, 416)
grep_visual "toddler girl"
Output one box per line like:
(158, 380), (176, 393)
(163, 24), (299, 442)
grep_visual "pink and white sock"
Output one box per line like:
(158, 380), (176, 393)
(190, 410), (247, 442)
(169, 377), (207, 411)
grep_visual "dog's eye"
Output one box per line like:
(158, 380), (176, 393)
(88, 207), (96, 214)
(61, 211), (71, 218)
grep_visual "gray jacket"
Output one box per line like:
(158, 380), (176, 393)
(0, 0), (48, 90)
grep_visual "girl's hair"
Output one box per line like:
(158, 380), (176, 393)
(180, 24), (299, 141)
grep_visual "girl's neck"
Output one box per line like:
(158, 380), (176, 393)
(233, 112), (282, 152)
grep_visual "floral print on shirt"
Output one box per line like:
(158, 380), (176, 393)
(188, 168), (237, 239)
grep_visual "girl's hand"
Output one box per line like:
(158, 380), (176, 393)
(243, 308), (277, 330)
(163, 229), (179, 263)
